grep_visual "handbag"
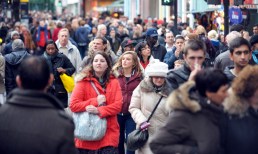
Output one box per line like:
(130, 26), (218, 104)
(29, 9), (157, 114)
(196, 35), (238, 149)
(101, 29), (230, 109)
(60, 73), (74, 93)
(73, 81), (107, 141)
(127, 96), (164, 151)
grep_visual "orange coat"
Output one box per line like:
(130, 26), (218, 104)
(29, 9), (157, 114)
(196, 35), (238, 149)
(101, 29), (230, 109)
(70, 74), (122, 150)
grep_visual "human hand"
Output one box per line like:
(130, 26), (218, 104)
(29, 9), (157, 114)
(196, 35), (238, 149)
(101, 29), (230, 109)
(188, 63), (201, 81)
(97, 95), (106, 105)
(175, 49), (181, 58)
(57, 67), (66, 73)
(86, 105), (99, 114)
(140, 122), (150, 131)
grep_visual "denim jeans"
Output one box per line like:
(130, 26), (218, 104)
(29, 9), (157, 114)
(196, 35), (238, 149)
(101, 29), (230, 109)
(118, 114), (136, 154)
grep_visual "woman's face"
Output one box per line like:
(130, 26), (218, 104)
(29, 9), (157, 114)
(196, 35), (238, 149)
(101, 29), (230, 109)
(93, 54), (108, 75)
(141, 45), (151, 57)
(46, 44), (57, 55)
(152, 77), (165, 87)
(122, 54), (134, 70)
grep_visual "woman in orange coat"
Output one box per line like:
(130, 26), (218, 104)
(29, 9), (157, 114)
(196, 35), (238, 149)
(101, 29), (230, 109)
(70, 52), (122, 153)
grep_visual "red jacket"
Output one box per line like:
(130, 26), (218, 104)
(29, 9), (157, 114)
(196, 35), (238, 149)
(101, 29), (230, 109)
(70, 74), (122, 150)
(52, 28), (62, 42)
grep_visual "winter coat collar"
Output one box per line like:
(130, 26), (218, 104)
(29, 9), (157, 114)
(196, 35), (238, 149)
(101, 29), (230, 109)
(139, 77), (170, 97)
(6, 88), (64, 109)
(223, 88), (250, 117)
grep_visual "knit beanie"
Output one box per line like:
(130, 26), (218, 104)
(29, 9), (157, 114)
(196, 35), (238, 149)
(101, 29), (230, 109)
(11, 31), (19, 39)
(12, 39), (24, 50)
(145, 61), (168, 77)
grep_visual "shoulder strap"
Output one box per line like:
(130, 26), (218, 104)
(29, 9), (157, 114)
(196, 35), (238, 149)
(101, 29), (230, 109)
(147, 96), (163, 122)
(90, 81), (100, 95)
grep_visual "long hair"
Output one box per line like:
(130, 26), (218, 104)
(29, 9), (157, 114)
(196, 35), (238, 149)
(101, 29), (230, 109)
(135, 41), (151, 63)
(112, 51), (143, 77)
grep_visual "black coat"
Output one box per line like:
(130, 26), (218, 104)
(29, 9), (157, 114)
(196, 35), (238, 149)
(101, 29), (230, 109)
(151, 43), (167, 62)
(0, 88), (76, 154)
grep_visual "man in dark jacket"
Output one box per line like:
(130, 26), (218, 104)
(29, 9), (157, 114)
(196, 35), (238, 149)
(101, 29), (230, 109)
(166, 39), (206, 92)
(2, 30), (20, 55)
(223, 37), (252, 83)
(0, 56), (76, 154)
(4, 39), (30, 94)
(145, 28), (167, 62)
(74, 20), (90, 58)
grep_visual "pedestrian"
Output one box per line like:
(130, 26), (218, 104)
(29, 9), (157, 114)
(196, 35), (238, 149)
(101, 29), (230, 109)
(0, 56), (76, 154)
(112, 51), (144, 154)
(2, 30), (20, 55)
(222, 65), (258, 154)
(70, 52), (122, 153)
(129, 61), (170, 154)
(43, 40), (75, 108)
(4, 39), (30, 94)
(150, 68), (229, 154)
(249, 34), (258, 65)
(0, 53), (4, 104)
(135, 41), (155, 70)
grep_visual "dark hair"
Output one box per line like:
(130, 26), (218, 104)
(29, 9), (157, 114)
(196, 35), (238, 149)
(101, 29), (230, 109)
(195, 68), (228, 97)
(174, 35), (185, 42)
(44, 39), (59, 51)
(18, 56), (50, 90)
(229, 37), (251, 54)
(230, 24), (244, 32)
(94, 36), (107, 45)
(135, 41), (151, 63)
(183, 39), (206, 56)
(91, 52), (112, 83)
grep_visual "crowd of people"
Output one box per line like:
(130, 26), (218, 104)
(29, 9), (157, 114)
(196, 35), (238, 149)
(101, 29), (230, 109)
(0, 11), (258, 154)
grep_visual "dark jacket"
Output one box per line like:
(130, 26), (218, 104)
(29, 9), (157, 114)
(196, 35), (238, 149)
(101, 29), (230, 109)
(114, 69), (142, 114)
(223, 66), (235, 83)
(0, 88), (76, 154)
(44, 52), (75, 94)
(221, 88), (258, 154)
(4, 48), (30, 94)
(74, 26), (89, 46)
(2, 41), (12, 55)
(150, 81), (223, 154)
(151, 42), (167, 62)
(166, 63), (191, 92)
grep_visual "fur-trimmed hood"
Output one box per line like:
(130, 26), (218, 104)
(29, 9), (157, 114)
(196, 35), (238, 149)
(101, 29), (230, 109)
(139, 77), (170, 97)
(167, 81), (201, 113)
(223, 88), (250, 117)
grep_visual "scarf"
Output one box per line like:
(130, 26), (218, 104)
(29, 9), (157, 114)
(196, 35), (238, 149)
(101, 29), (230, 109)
(252, 50), (258, 64)
(36, 25), (48, 42)
(43, 52), (58, 73)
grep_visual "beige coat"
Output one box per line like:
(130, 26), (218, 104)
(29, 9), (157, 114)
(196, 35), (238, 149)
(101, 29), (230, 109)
(129, 77), (170, 154)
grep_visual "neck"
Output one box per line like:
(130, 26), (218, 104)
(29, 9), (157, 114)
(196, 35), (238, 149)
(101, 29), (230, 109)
(233, 66), (243, 76)
(143, 56), (148, 63)
(95, 72), (104, 79)
(166, 43), (174, 48)
(251, 103), (258, 110)
(123, 68), (132, 77)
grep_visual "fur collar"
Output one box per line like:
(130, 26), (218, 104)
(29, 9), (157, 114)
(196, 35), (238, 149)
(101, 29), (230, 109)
(139, 77), (170, 97)
(223, 88), (249, 117)
(166, 81), (201, 113)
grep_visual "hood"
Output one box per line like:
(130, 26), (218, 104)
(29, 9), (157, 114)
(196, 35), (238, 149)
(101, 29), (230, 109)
(5, 50), (30, 65)
(167, 81), (201, 112)
(168, 63), (191, 81)
(139, 77), (170, 97)
(224, 66), (235, 82)
(223, 88), (249, 117)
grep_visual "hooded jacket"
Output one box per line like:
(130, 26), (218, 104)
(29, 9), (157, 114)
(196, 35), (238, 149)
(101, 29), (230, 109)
(221, 89), (258, 154)
(4, 48), (30, 94)
(150, 81), (223, 154)
(223, 66), (235, 83)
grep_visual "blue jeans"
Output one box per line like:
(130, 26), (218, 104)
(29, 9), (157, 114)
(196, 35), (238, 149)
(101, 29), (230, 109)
(118, 114), (136, 154)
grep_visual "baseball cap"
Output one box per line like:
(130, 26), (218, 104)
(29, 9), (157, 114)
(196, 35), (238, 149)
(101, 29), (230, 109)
(146, 28), (158, 37)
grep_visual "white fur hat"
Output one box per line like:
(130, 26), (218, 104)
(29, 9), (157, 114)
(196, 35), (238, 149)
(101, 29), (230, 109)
(145, 61), (168, 77)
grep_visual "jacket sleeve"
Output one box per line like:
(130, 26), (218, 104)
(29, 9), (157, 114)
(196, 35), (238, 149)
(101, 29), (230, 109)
(164, 52), (178, 69)
(63, 56), (76, 76)
(73, 47), (82, 74)
(69, 81), (99, 112)
(98, 79), (122, 118)
(166, 71), (179, 91)
(149, 112), (198, 154)
(129, 84), (148, 126)
(0, 56), (4, 80)
(5, 62), (16, 94)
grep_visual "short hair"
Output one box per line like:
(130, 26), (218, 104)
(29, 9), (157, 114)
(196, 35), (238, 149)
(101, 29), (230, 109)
(195, 68), (228, 97)
(226, 31), (241, 46)
(230, 24), (244, 32)
(18, 56), (50, 90)
(229, 37), (251, 54)
(135, 41), (151, 63)
(232, 65), (258, 99)
(183, 39), (206, 56)
(58, 28), (69, 37)
(94, 36), (107, 45)
(174, 35), (185, 42)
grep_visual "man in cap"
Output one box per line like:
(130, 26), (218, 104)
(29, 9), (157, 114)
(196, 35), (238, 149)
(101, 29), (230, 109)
(116, 38), (137, 57)
(4, 39), (30, 94)
(2, 31), (20, 55)
(145, 28), (167, 62)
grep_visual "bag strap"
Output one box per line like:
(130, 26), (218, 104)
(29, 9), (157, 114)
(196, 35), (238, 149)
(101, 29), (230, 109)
(90, 81), (100, 95)
(147, 96), (163, 122)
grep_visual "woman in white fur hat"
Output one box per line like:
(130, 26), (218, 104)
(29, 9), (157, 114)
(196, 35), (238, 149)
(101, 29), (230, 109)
(129, 61), (170, 154)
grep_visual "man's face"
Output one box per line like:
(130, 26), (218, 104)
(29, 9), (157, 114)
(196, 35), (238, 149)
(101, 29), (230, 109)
(206, 84), (229, 105)
(58, 31), (69, 47)
(165, 32), (174, 45)
(147, 36), (158, 46)
(12, 34), (20, 40)
(184, 49), (205, 71)
(175, 38), (185, 51)
(93, 39), (106, 52)
(253, 26), (258, 35)
(230, 45), (251, 68)
(252, 43), (258, 51)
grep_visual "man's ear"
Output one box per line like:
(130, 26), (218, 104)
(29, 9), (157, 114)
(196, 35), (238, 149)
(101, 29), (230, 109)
(16, 75), (22, 88)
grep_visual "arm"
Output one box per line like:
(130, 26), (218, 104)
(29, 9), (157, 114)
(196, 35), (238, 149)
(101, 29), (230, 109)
(5, 63), (16, 94)
(63, 56), (76, 76)
(129, 84), (148, 126)
(97, 79), (122, 118)
(150, 112), (198, 154)
(0, 56), (4, 80)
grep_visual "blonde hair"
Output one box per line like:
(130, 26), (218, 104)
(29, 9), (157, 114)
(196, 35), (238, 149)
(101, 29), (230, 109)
(208, 30), (218, 40)
(195, 25), (207, 35)
(58, 28), (69, 37)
